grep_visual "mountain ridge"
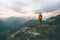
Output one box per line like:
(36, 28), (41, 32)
(6, 15), (60, 40)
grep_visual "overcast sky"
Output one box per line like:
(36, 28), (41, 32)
(0, 0), (60, 13)
(0, 0), (60, 19)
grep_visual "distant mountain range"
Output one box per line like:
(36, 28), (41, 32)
(22, 19), (40, 27)
(1, 17), (28, 24)
(0, 17), (29, 31)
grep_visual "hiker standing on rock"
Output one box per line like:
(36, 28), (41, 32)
(38, 12), (43, 23)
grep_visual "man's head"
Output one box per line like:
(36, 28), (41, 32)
(39, 12), (41, 14)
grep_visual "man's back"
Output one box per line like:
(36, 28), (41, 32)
(39, 13), (43, 19)
(38, 13), (43, 23)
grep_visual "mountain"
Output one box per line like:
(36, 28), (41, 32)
(1, 17), (29, 31)
(0, 17), (29, 40)
(6, 15), (60, 40)
(47, 15), (60, 25)
(5, 17), (28, 30)
(0, 20), (10, 40)
(0, 17), (28, 28)
(0, 20), (8, 31)
(22, 19), (47, 27)
(22, 20), (40, 27)
(5, 17), (28, 24)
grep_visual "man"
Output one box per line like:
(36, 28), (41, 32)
(38, 12), (43, 23)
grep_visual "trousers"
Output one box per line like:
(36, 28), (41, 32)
(39, 19), (42, 23)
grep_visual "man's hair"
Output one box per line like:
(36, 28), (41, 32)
(39, 12), (41, 14)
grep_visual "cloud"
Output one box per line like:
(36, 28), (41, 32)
(11, 0), (41, 13)
(0, 0), (60, 13)
(36, 0), (60, 13)
(0, 0), (60, 20)
(0, 9), (35, 19)
(11, 0), (60, 13)
(42, 9), (60, 20)
(0, 9), (60, 20)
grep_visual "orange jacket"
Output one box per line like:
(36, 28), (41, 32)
(39, 14), (43, 19)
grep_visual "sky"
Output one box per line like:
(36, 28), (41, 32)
(0, 0), (60, 20)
